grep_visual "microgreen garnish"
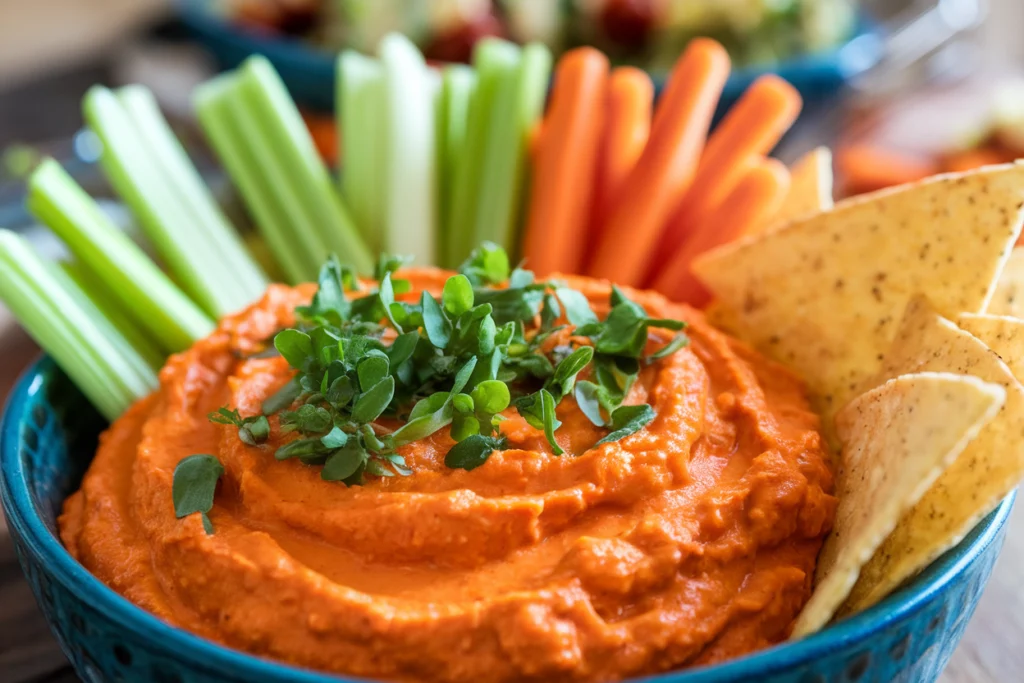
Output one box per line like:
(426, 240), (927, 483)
(172, 454), (224, 534)
(208, 407), (270, 446)
(208, 244), (689, 483)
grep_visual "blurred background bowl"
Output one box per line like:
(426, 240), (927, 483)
(175, 0), (877, 113)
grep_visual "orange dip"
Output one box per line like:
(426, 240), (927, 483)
(59, 269), (835, 682)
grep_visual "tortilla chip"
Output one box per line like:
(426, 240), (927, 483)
(838, 298), (1024, 615)
(986, 247), (1024, 319)
(707, 148), (835, 329)
(791, 371), (1005, 637)
(767, 147), (834, 232)
(958, 313), (1024, 376)
(692, 163), (1024, 427)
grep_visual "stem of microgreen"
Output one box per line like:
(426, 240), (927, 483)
(0, 230), (157, 420)
(26, 159), (214, 352)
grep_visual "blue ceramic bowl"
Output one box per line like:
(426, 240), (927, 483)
(175, 0), (879, 114)
(1, 356), (1014, 683)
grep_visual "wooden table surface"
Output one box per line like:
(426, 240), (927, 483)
(0, 316), (1020, 683)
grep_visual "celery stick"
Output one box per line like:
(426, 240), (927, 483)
(379, 33), (436, 264)
(226, 82), (331, 277)
(194, 75), (313, 284)
(61, 258), (165, 371)
(49, 258), (160, 386)
(26, 159), (214, 352)
(472, 41), (552, 255)
(447, 40), (521, 267)
(237, 56), (373, 273)
(436, 65), (475, 267)
(84, 86), (266, 318)
(0, 230), (157, 420)
(116, 86), (268, 301)
(338, 51), (386, 252)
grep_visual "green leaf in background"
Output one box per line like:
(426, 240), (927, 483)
(172, 454), (225, 534)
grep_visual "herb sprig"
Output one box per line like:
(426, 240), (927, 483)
(205, 243), (689, 484)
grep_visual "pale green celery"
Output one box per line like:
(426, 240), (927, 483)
(0, 230), (157, 421)
(61, 258), (165, 371)
(116, 86), (269, 303)
(26, 159), (214, 352)
(436, 65), (475, 267)
(194, 75), (313, 284)
(237, 56), (373, 274)
(447, 40), (521, 267)
(338, 51), (386, 253)
(379, 33), (436, 264)
(84, 86), (266, 318)
(472, 41), (552, 256)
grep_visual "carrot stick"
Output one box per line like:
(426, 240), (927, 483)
(647, 75), (802, 278)
(592, 67), (654, 228)
(941, 147), (1009, 173)
(652, 158), (790, 305)
(522, 48), (609, 276)
(587, 39), (730, 286)
(836, 144), (938, 196)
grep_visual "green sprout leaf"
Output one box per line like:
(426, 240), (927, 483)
(595, 404), (656, 446)
(442, 274), (474, 316)
(172, 454), (224, 534)
(445, 434), (507, 471)
(421, 291), (452, 349)
(351, 376), (396, 423)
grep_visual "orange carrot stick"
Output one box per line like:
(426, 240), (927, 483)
(941, 146), (1009, 173)
(835, 144), (938, 196)
(652, 158), (790, 305)
(647, 75), (802, 277)
(521, 48), (609, 277)
(587, 39), (730, 286)
(593, 67), (654, 226)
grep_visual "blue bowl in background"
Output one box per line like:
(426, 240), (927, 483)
(175, 0), (879, 115)
(0, 355), (1015, 683)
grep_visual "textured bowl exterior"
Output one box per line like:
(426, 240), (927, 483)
(1, 357), (1014, 683)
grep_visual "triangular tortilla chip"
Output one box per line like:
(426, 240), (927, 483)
(706, 149), (834, 329)
(958, 313), (1024, 377)
(985, 246), (1024, 319)
(692, 163), (1024, 428)
(838, 298), (1024, 615)
(767, 147), (833, 232)
(791, 371), (1005, 637)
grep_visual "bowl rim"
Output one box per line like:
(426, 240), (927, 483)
(1, 356), (1015, 682)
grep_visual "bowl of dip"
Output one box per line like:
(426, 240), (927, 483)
(1, 315), (1014, 682)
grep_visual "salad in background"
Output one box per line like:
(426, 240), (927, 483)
(219, 0), (857, 70)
